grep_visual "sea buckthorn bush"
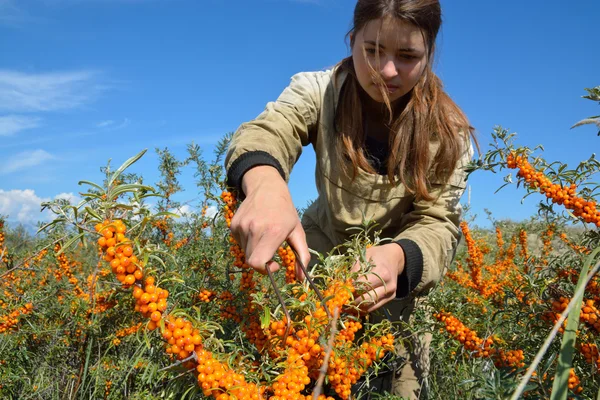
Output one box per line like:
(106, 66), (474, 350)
(1, 87), (599, 399)
(0, 139), (396, 400)
(420, 87), (600, 399)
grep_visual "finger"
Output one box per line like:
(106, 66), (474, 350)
(354, 286), (392, 313)
(228, 212), (246, 252)
(354, 283), (384, 306)
(286, 223), (310, 280)
(353, 265), (386, 296)
(245, 225), (286, 272)
(353, 275), (383, 300)
(263, 260), (280, 275)
(365, 291), (394, 313)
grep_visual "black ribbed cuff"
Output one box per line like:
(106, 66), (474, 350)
(227, 151), (286, 198)
(395, 239), (423, 298)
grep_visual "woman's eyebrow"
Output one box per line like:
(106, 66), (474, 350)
(364, 40), (418, 52)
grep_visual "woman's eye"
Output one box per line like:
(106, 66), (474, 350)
(399, 54), (417, 60)
(365, 48), (377, 55)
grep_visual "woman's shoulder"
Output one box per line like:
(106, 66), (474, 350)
(288, 65), (349, 91)
(283, 66), (348, 107)
(291, 66), (336, 81)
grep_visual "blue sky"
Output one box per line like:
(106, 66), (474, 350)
(0, 0), (598, 231)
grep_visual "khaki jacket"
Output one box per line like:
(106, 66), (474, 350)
(225, 68), (473, 297)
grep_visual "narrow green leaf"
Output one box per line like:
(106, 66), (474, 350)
(75, 198), (91, 210)
(571, 118), (600, 129)
(85, 207), (103, 222)
(108, 183), (155, 199)
(494, 182), (510, 194)
(154, 211), (181, 219)
(112, 204), (135, 211)
(108, 149), (147, 187)
(78, 192), (103, 199)
(143, 325), (151, 349)
(142, 252), (149, 271)
(182, 385), (198, 399)
(78, 338), (94, 397)
(78, 226), (86, 248)
(139, 193), (163, 199)
(148, 254), (167, 270)
(260, 306), (271, 330)
(36, 218), (65, 234)
(56, 233), (85, 256)
(550, 247), (600, 400)
(161, 276), (185, 284)
(78, 180), (105, 193)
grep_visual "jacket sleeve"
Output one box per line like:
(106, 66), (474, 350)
(394, 139), (474, 298)
(225, 72), (321, 194)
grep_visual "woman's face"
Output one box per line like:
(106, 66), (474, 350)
(352, 17), (428, 104)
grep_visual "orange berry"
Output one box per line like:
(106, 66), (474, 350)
(123, 275), (136, 286)
(133, 286), (144, 299)
(123, 246), (133, 257)
(150, 311), (162, 322)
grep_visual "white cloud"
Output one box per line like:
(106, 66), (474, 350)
(0, 69), (104, 112)
(0, 115), (41, 136)
(0, 189), (81, 227)
(177, 204), (193, 216)
(170, 204), (217, 221)
(0, 189), (45, 225)
(171, 205), (194, 222)
(54, 192), (80, 204)
(0, 149), (54, 174)
(96, 118), (130, 131)
(97, 120), (114, 128)
(205, 205), (217, 219)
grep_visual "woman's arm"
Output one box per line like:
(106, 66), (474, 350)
(393, 139), (474, 297)
(225, 72), (322, 194)
(352, 139), (473, 312)
(224, 71), (324, 275)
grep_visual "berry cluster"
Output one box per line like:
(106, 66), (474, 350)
(506, 153), (600, 226)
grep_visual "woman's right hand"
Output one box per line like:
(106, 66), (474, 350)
(229, 165), (310, 277)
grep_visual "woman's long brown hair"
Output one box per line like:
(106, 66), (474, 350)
(334, 0), (478, 201)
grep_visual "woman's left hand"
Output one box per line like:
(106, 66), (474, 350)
(351, 243), (405, 313)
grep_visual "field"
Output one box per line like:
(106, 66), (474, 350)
(0, 87), (599, 399)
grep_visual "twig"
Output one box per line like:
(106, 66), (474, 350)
(158, 352), (198, 372)
(167, 366), (197, 382)
(510, 258), (600, 399)
(265, 261), (292, 344)
(290, 247), (331, 321)
(313, 307), (340, 400)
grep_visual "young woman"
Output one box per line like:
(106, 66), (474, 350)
(225, 0), (477, 397)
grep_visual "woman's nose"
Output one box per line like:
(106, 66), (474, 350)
(380, 58), (399, 80)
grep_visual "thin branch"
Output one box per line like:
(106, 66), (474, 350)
(312, 307), (340, 400)
(158, 352), (198, 372)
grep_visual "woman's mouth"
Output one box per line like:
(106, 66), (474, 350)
(385, 85), (399, 93)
